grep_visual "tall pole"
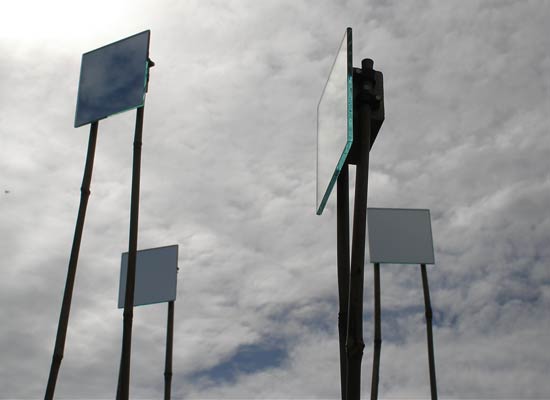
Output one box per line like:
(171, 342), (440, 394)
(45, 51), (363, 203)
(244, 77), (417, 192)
(164, 301), (175, 400)
(45, 121), (99, 400)
(370, 262), (381, 400)
(117, 106), (145, 400)
(345, 58), (372, 400)
(336, 165), (350, 400)
(421, 264), (438, 400)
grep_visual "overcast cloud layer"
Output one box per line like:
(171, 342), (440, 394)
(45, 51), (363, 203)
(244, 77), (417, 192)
(1, 0), (550, 399)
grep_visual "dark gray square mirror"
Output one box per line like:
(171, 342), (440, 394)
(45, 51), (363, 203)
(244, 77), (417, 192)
(74, 30), (150, 128)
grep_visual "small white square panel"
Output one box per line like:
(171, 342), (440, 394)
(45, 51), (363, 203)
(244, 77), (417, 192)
(118, 245), (178, 308)
(367, 208), (434, 264)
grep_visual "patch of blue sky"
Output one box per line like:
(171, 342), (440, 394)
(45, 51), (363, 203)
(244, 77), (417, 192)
(190, 341), (288, 385)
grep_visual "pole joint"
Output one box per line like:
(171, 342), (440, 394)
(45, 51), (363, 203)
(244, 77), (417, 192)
(347, 340), (366, 357)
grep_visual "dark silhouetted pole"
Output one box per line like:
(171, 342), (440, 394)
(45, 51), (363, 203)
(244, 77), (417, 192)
(337, 165), (350, 400)
(345, 58), (373, 400)
(421, 264), (438, 400)
(117, 105), (145, 400)
(45, 121), (99, 400)
(370, 262), (381, 400)
(164, 300), (174, 400)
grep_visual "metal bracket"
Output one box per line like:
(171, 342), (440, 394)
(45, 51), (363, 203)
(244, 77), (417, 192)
(145, 58), (155, 93)
(347, 59), (385, 165)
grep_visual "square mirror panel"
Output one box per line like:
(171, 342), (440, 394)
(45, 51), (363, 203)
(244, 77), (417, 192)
(75, 30), (150, 127)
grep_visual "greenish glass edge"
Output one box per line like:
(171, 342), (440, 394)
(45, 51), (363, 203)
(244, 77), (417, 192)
(316, 73), (354, 215)
(347, 72), (353, 153)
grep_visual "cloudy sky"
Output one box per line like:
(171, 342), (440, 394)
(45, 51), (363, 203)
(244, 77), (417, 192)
(2, 0), (550, 399)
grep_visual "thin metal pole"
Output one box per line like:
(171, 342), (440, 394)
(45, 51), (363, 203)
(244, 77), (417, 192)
(421, 264), (438, 400)
(164, 301), (174, 400)
(345, 98), (371, 400)
(117, 106), (145, 400)
(45, 121), (99, 400)
(370, 263), (381, 400)
(337, 165), (350, 400)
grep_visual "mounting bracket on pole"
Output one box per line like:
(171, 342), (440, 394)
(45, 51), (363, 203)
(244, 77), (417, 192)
(344, 58), (385, 400)
(347, 59), (385, 166)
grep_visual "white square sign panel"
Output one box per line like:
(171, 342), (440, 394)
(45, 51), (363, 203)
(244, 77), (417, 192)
(367, 208), (434, 264)
(118, 244), (178, 308)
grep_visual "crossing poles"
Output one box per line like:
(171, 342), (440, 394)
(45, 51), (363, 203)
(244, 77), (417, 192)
(343, 58), (384, 400)
(45, 31), (152, 400)
(316, 28), (384, 400)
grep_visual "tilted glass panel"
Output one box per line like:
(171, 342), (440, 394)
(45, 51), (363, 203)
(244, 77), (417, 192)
(74, 30), (150, 127)
(316, 27), (353, 215)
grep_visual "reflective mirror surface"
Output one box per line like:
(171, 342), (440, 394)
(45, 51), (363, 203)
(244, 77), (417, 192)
(118, 245), (178, 308)
(75, 30), (150, 127)
(367, 208), (435, 264)
(316, 27), (353, 215)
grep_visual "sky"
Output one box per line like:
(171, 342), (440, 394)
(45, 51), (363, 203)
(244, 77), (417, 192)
(1, 0), (550, 399)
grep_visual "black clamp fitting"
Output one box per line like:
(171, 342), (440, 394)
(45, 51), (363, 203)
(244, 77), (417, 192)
(145, 58), (155, 93)
(347, 58), (385, 165)
(354, 59), (382, 110)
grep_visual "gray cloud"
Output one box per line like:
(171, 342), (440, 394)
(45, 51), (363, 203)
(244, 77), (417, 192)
(1, 0), (550, 398)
